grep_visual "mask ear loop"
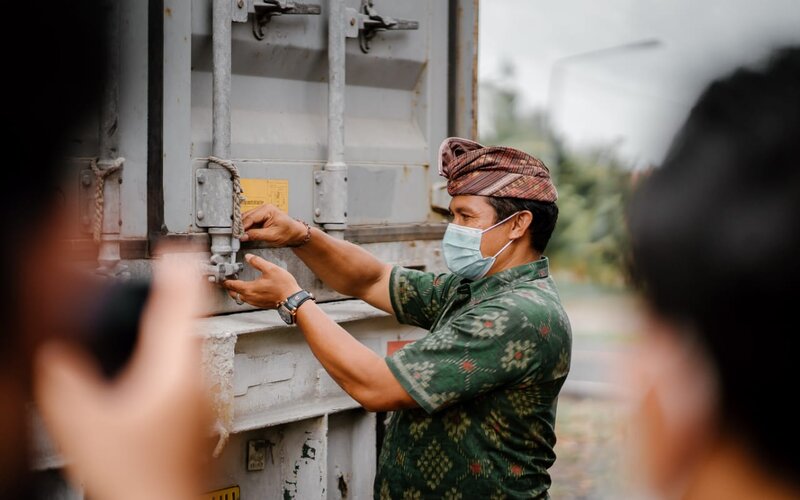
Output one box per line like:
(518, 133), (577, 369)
(489, 212), (522, 258)
(481, 211), (521, 234)
(491, 238), (515, 258)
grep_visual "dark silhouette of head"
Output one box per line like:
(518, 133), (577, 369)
(628, 47), (800, 487)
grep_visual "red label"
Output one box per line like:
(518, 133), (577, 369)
(386, 340), (414, 356)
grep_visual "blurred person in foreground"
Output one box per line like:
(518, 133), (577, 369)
(1, 2), (210, 498)
(627, 48), (800, 499)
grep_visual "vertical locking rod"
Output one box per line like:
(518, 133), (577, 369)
(208, 0), (242, 282)
(212, 0), (232, 159)
(315, 0), (348, 238)
(97, 0), (125, 277)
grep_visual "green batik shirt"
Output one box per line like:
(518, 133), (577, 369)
(376, 257), (572, 500)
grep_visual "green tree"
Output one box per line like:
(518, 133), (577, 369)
(480, 78), (632, 284)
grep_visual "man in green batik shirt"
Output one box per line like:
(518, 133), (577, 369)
(224, 137), (572, 499)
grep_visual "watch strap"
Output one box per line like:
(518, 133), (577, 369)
(284, 290), (315, 314)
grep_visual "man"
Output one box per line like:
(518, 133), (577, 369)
(225, 138), (572, 498)
(626, 48), (800, 499)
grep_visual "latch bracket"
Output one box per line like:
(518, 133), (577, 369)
(249, 0), (322, 39)
(345, 0), (419, 53)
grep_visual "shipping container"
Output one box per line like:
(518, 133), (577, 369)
(33, 0), (478, 497)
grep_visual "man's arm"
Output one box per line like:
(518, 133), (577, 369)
(292, 228), (393, 314)
(240, 205), (393, 313)
(224, 254), (416, 412)
(295, 299), (417, 412)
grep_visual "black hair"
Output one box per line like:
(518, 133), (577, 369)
(2, 2), (109, 496)
(3, 1), (109, 328)
(487, 197), (559, 253)
(627, 48), (800, 483)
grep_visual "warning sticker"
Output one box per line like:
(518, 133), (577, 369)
(387, 340), (415, 356)
(240, 178), (289, 213)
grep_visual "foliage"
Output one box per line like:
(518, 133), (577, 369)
(480, 80), (633, 285)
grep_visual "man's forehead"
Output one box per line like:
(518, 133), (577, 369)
(448, 195), (492, 213)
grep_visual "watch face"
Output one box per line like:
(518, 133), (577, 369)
(278, 305), (293, 325)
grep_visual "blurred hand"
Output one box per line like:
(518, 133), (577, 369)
(33, 252), (212, 500)
(224, 254), (302, 309)
(239, 203), (308, 246)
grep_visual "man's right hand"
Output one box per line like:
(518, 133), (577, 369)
(240, 204), (308, 247)
(240, 203), (395, 315)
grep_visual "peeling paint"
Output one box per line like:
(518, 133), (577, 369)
(201, 334), (236, 456)
(301, 442), (316, 460)
(338, 474), (349, 498)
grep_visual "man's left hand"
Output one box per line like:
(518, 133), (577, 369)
(224, 254), (302, 308)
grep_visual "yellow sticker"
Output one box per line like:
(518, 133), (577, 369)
(240, 178), (289, 213)
(202, 485), (240, 500)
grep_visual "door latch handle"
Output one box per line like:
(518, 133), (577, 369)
(345, 0), (419, 53)
(250, 0), (322, 40)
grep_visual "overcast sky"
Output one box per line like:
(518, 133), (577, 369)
(478, 0), (800, 166)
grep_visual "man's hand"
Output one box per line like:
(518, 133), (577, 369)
(240, 204), (307, 246)
(224, 254), (302, 308)
(33, 252), (213, 500)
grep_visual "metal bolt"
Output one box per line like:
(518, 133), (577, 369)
(198, 174), (206, 184)
(350, 18), (356, 26)
(315, 174), (322, 185)
(208, 276), (217, 283)
(197, 210), (205, 220)
(237, 0), (244, 7)
(314, 208), (321, 217)
(81, 175), (92, 187)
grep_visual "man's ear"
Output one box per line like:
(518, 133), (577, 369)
(510, 211), (533, 239)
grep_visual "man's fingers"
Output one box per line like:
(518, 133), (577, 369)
(240, 228), (278, 244)
(241, 204), (274, 230)
(242, 204), (268, 220)
(244, 253), (278, 274)
(222, 279), (249, 294)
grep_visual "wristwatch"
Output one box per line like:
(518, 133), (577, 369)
(277, 290), (316, 325)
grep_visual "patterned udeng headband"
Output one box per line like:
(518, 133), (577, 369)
(438, 137), (558, 202)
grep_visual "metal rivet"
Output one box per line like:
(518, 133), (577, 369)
(81, 175), (92, 187)
(198, 174), (206, 184)
(350, 18), (356, 26)
(314, 208), (321, 217)
(237, 0), (244, 7)
(208, 276), (217, 283)
(197, 210), (205, 220)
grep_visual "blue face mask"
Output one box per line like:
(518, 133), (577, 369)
(442, 213), (518, 280)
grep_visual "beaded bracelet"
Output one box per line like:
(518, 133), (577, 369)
(288, 219), (312, 248)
